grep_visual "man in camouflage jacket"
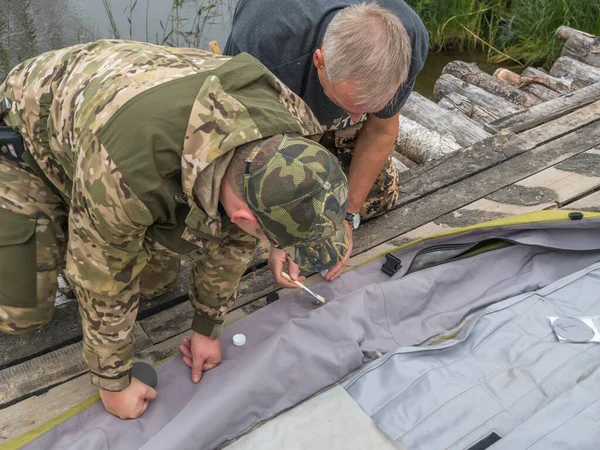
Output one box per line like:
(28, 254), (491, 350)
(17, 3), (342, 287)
(0, 40), (348, 419)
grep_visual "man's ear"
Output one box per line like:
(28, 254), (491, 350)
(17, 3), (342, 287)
(230, 209), (258, 226)
(313, 48), (325, 70)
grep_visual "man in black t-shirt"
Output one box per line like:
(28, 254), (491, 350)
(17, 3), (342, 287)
(225, 0), (429, 283)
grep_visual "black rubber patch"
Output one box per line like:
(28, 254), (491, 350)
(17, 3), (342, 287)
(132, 361), (158, 389)
(467, 432), (502, 450)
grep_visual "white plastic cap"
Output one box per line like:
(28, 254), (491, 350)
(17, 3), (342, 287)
(233, 334), (246, 346)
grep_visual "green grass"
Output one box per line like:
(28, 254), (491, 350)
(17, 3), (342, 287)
(407, 0), (600, 68)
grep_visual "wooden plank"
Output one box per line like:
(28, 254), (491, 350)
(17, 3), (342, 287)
(486, 81), (600, 133)
(518, 99), (600, 146)
(396, 131), (531, 206)
(433, 73), (522, 120)
(442, 61), (541, 107)
(0, 266), (192, 371)
(400, 100), (600, 204)
(351, 123), (600, 253)
(0, 324), (152, 409)
(550, 56), (600, 89)
(435, 150), (600, 226)
(564, 190), (600, 212)
(401, 91), (490, 147)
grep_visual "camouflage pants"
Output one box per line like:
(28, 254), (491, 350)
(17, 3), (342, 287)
(321, 122), (400, 220)
(0, 157), (179, 335)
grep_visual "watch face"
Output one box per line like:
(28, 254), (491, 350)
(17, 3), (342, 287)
(346, 213), (360, 229)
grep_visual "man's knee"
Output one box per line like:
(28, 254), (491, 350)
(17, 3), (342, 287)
(0, 209), (62, 333)
(360, 161), (400, 220)
(139, 256), (181, 298)
(0, 302), (54, 335)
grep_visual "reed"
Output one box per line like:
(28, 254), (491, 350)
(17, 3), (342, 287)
(407, 0), (600, 68)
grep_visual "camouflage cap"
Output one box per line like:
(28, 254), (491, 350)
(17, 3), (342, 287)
(244, 135), (349, 272)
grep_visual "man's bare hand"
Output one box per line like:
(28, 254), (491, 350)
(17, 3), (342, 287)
(325, 221), (353, 282)
(180, 332), (222, 383)
(268, 246), (306, 288)
(99, 378), (157, 419)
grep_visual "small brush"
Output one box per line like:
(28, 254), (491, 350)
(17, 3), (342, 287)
(280, 272), (326, 304)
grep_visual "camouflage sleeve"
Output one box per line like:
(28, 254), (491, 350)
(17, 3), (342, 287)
(67, 130), (153, 391)
(189, 217), (258, 338)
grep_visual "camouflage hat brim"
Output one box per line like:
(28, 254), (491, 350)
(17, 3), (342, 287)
(286, 224), (349, 272)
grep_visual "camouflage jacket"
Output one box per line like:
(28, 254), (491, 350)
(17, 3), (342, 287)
(1, 40), (322, 390)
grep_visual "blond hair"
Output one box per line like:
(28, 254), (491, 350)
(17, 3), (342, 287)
(322, 2), (412, 110)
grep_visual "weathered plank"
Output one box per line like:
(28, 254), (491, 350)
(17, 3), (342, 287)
(401, 91), (490, 147)
(397, 115), (461, 164)
(486, 81), (600, 133)
(521, 67), (575, 94)
(556, 26), (600, 69)
(550, 56), (600, 89)
(352, 122), (600, 252)
(518, 99), (600, 146)
(433, 73), (522, 120)
(0, 266), (192, 370)
(396, 131), (530, 206)
(565, 190), (600, 212)
(443, 61), (541, 107)
(435, 150), (600, 226)
(437, 92), (497, 126)
(398, 100), (600, 207)
(0, 374), (96, 445)
(0, 324), (152, 409)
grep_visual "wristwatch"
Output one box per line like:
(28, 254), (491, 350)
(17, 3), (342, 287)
(345, 212), (361, 230)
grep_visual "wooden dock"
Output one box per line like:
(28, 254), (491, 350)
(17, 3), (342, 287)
(1, 26), (600, 445)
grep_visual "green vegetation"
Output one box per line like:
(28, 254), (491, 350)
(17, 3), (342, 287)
(406, 0), (600, 68)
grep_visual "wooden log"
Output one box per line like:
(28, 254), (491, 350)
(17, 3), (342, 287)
(442, 61), (541, 108)
(556, 26), (600, 69)
(400, 99), (600, 204)
(437, 92), (497, 126)
(401, 91), (490, 147)
(550, 56), (600, 89)
(521, 83), (561, 102)
(433, 74), (522, 120)
(391, 156), (410, 173)
(521, 67), (574, 94)
(392, 151), (420, 170)
(494, 68), (560, 102)
(396, 116), (461, 164)
(487, 82), (600, 133)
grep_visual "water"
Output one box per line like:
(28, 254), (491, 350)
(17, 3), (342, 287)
(0, 0), (238, 79)
(0, 0), (508, 97)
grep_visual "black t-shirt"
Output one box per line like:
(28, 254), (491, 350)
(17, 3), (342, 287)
(224, 0), (429, 130)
